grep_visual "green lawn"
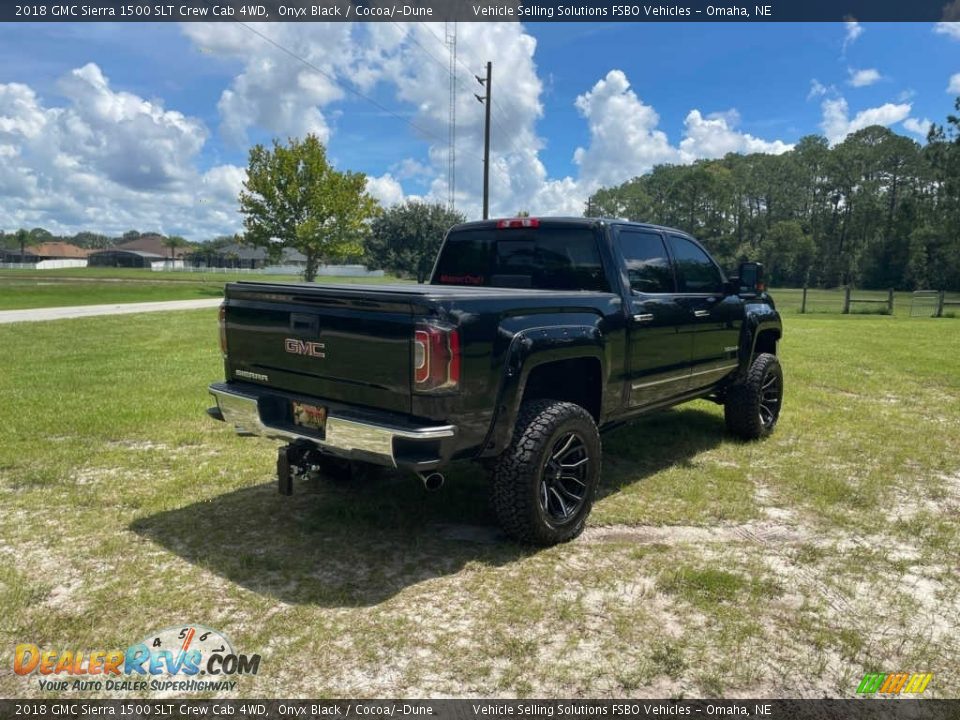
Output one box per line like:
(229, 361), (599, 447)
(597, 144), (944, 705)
(0, 269), (407, 310)
(0, 311), (958, 698)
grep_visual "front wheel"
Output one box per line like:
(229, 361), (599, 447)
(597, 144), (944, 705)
(724, 353), (783, 440)
(491, 400), (601, 545)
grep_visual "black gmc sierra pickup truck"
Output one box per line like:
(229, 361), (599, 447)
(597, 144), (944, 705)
(208, 217), (783, 544)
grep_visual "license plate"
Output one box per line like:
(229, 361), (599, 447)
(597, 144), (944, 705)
(291, 401), (327, 432)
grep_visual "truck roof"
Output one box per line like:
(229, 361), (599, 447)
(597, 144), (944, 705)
(448, 216), (693, 238)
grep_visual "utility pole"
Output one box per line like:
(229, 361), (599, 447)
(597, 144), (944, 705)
(475, 61), (492, 220)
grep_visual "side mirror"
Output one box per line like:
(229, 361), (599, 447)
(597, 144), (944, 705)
(737, 262), (765, 296)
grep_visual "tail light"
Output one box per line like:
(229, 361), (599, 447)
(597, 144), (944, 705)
(496, 217), (540, 229)
(413, 323), (460, 392)
(218, 303), (227, 357)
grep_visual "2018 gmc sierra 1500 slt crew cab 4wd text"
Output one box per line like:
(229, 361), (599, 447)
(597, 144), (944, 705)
(207, 217), (783, 545)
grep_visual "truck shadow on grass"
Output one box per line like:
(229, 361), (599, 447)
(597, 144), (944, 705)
(130, 406), (724, 607)
(598, 405), (727, 501)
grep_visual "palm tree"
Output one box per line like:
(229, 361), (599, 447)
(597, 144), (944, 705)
(162, 235), (189, 259)
(15, 228), (29, 262)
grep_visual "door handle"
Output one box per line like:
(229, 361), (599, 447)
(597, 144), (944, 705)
(693, 310), (710, 318)
(632, 313), (654, 323)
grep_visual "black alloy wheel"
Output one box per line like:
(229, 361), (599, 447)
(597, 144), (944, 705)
(539, 431), (591, 523)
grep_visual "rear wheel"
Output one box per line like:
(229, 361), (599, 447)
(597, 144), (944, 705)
(724, 353), (783, 440)
(491, 400), (601, 545)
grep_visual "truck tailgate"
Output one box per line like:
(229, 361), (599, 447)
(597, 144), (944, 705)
(224, 283), (416, 414)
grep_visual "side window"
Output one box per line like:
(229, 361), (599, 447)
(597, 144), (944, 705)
(496, 235), (608, 291)
(616, 230), (675, 294)
(667, 235), (724, 294)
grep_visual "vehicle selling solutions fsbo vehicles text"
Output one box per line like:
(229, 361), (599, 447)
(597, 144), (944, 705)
(470, 4), (770, 17)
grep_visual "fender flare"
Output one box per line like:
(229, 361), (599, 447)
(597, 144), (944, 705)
(738, 309), (783, 373)
(478, 325), (605, 458)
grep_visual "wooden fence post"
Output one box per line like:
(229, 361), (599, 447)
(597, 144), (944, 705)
(937, 290), (945, 318)
(843, 286), (851, 314)
(887, 288), (894, 315)
(801, 286), (808, 314)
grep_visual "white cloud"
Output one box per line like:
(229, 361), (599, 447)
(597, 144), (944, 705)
(57, 63), (208, 190)
(848, 68), (882, 87)
(902, 117), (932, 137)
(843, 21), (863, 50)
(181, 23), (355, 145)
(807, 79), (829, 100)
(571, 70), (678, 191)
(365, 173), (406, 207)
(392, 158), (433, 181)
(0, 83), (49, 139)
(0, 63), (244, 238)
(949, 73), (960, 94)
(333, 60), (791, 217)
(934, 22), (960, 40)
(679, 110), (793, 162)
(386, 22), (547, 215)
(820, 96), (912, 144)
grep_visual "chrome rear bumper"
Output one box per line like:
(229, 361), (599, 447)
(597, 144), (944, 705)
(208, 383), (456, 468)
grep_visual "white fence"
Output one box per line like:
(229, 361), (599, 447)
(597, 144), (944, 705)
(149, 260), (185, 270)
(152, 263), (384, 277)
(0, 259), (88, 269)
(0, 259), (384, 277)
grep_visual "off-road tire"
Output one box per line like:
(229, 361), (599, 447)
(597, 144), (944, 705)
(724, 352), (783, 440)
(491, 400), (601, 545)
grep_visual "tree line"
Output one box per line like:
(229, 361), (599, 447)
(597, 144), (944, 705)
(586, 100), (960, 291)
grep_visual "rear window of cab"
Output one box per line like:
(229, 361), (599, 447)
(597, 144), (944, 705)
(432, 227), (609, 292)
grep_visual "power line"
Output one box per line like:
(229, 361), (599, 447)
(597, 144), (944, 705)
(388, 21), (461, 210)
(236, 21), (482, 160)
(390, 21), (450, 78)
(418, 23), (479, 93)
(417, 23), (530, 161)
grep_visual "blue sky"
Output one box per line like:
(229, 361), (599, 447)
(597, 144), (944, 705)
(0, 21), (958, 237)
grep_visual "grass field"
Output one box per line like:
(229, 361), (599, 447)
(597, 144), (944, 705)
(1, 310), (958, 698)
(0, 269), (406, 310)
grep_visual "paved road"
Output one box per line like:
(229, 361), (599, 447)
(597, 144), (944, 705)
(0, 298), (222, 324)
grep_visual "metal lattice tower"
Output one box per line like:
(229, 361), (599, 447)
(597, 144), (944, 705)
(445, 22), (457, 212)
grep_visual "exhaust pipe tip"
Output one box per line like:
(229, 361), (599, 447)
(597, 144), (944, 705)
(420, 472), (445, 491)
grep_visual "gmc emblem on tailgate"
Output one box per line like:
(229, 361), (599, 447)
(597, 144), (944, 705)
(284, 338), (326, 358)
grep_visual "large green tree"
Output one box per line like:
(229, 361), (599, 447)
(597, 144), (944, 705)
(366, 201), (466, 282)
(584, 109), (960, 291)
(239, 134), (380, 282)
